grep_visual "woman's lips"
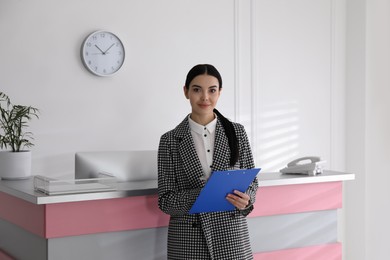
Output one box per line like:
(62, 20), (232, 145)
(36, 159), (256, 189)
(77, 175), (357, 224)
(198, 104), (210, 108)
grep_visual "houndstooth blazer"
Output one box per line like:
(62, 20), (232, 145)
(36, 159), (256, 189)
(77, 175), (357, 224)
(158, 115), (258, 260)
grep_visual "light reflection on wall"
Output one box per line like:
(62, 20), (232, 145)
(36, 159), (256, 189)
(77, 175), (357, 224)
(257, 101), (300, 172)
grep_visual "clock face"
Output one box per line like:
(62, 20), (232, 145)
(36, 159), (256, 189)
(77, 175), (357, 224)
(81, 31), (125, 76)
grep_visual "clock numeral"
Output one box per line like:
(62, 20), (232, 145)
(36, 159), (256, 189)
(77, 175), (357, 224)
(103, 69), (107, 74)
(100, 33), (105, 38)
(92, 36), (97, 40)
(111, 66), (115, 71)
(88, 60), (92, 65)
(87, 42), (92, 47)
(85, 51), (89, 56)
(94, 66), (98, 71)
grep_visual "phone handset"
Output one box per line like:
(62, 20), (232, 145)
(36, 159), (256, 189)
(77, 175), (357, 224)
(287, 156), (321, 167)
(280, 156), (325, 176)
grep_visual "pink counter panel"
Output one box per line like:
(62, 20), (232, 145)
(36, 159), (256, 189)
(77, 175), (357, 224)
(254, 243), (342, 260)
(0, 171), (354, 260)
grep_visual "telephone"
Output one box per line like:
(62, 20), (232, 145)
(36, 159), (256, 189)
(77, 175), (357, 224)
(280, 156), (326, 176)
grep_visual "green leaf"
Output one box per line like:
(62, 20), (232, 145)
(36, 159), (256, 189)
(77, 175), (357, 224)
(0, 92), (39, 152)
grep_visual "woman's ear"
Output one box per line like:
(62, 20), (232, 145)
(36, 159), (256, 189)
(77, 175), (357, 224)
(183, 86), (189, 99)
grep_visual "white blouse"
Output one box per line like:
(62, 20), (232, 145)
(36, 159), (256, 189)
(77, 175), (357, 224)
(188, 115), (217, 180)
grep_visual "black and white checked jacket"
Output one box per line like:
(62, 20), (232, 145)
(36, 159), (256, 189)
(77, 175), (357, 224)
(158, 115), (258, 260)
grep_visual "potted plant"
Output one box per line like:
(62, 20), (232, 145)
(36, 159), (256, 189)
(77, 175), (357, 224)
(0, 92), (39, 180)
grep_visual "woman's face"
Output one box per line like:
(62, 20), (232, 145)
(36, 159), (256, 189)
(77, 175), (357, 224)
(184, 74), (221, 120)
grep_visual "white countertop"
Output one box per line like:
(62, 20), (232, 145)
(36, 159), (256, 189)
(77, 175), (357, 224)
(258, 170), (355, 187)
(0, 170), (354, 205)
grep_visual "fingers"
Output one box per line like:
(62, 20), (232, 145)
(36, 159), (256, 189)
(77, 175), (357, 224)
(226, 190), (250, 210)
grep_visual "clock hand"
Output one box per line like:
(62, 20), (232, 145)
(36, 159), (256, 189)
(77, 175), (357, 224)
(103, 43), (115, 54)
(94, 45), (105, 54)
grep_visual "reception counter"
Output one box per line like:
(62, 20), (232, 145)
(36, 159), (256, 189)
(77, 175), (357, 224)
(0, 170), (354, 260)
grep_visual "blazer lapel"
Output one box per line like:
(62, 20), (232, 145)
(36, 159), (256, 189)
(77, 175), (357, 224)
(174, 117), (205, 188)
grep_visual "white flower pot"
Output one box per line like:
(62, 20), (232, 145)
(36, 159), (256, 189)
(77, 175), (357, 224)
(0, 150), (32, 180)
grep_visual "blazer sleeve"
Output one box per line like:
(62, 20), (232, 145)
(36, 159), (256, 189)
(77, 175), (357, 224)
(236, 124), (259, 217)
(157, 133), (201, 216)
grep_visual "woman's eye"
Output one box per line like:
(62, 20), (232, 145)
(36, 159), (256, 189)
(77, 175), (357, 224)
(210, 89), (217, 93)
(193, 88), (200, 93)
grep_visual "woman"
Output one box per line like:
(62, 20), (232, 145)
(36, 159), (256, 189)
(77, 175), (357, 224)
(158, 64), (258, 260)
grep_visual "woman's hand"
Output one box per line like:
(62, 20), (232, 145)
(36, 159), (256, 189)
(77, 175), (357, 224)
(226, 190), (250, 210)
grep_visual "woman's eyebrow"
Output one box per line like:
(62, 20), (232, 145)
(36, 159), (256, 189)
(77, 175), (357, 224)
(191, 85), (218, 88)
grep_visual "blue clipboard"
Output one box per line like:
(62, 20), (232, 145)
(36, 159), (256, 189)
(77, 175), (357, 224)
(189, 168), (261, 214)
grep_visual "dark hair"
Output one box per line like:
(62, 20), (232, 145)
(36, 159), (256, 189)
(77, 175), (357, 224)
(185, 64), (239, 167)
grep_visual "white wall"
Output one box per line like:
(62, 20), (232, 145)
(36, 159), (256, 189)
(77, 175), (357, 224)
(346, 0), (390, 259)
(345, 0), (366, 258)
(365, 0), (390, 258)
(1, 0), (238, 178)
(0, 0), (345, 177)
(253, 0), (345, 172)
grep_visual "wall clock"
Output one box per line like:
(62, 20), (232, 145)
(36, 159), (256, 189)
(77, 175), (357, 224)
(81, 30), (125, 76)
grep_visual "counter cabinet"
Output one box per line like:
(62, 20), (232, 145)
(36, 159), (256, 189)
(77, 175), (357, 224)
(0, 171), (354, 260)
